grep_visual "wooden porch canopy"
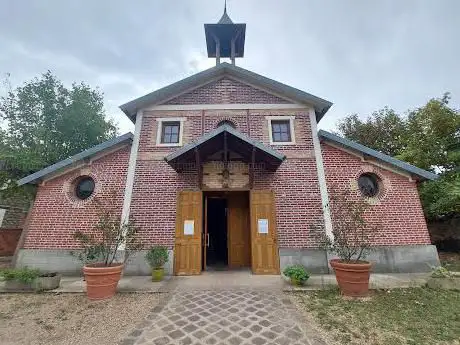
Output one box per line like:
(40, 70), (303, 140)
(165, 124), (286, 174)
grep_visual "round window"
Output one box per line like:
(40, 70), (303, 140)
(358, 173), (380, 197)
(75, 177), (95, 200)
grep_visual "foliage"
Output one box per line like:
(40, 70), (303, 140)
(338, 107), (407, 157)
(298, 287), (460, 345)
(337, 93), (460, 220)
(0, 267), (41, 284)
(0, 71), (118, 200)
(283, 265), (310, 284)
(430, 265), (454, 278)
(312, 189), (376, 263)
(72, 197), (143, 266)
(145, 246), (169, 269)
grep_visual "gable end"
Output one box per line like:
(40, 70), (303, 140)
(163, 77), (292, 105)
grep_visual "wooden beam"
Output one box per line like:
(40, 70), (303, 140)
(195, 148), (202, 189)
(249, 146), (255, 189)
(223, 131), (228, 171)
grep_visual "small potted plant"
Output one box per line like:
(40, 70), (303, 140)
(73, 199), (142, 300)
(283, 265), (310, 286)
(145, 246), (169, 281)
(312, 189), (377, 297)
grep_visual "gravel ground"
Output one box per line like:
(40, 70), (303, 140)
(0, 293), (160, 345)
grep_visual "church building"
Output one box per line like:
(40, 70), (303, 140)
(15, 7), (439, 275)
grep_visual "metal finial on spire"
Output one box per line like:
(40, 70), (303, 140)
(224, 0), (227, 13)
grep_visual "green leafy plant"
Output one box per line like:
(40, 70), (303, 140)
(430, 265), (454, 278)
(311, 189), (378, 263)
(145, 246), (169, 269)
(283, 265), (310, 284)
(0, 267), (41, 284)
(73, 196), (143, 266)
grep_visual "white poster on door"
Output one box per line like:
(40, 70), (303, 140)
(184, 220), (194, 235)
(258, 219), (269, 234)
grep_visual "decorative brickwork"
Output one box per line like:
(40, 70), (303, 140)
(22, 146), (131, 249)
(164, 77), (291, 105)
(321, 142), (431, 246)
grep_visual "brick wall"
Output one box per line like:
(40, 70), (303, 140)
(321, 142), (431, 246)
(23, 145), (131, 249)
(132, 79), (324, 249)
(165, 77), (291, 105)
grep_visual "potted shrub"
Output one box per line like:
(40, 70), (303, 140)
(73, 200), (142, 300)
(0, 268), (61, 291)
(283, 265), (310, 286)
(145, 246), (169, 281)
(312, 189), (377, 297)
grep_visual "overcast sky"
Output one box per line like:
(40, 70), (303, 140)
(1, 0), (459, 134)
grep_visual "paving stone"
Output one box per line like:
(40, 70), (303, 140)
(119, 338), (136, 345)
(251, 337), (266, 345)
(192, 330), (208, 339)
(228, 336), (244, 345)
(169, 329), (186, 339)
(250, 325), (262, 333)
(239, 331), (252, 339)
(215, 330), (231, 339)
(152, 336), (170, 345)
(261, 330), (277, 340)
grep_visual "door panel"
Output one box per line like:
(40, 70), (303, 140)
(174, 191), (202, 275)
(250, 190), (280, 274)
(228, 193), (250, 268)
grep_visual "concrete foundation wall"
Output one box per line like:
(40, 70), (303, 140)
(17, 245), (439, 275)
(280, 245), (440, 274)
(15, 249), (175, 276)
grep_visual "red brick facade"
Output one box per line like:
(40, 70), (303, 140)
(165, 77), (291, 105)
(23, 146), (131, 249)
(21, 77), (431, 253)
(321, 142), (431, 246)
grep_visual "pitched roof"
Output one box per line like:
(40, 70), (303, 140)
(318, 130), (438, 181)
(119, 62), (332, 122)
(165, 124), (285, 170)
(17, 133), (133, 186)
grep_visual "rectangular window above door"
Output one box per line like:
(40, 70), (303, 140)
(266, 116), (296, 145)
(156, 117), (186, 147)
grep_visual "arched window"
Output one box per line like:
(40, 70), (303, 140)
(216, 120), (236, 129)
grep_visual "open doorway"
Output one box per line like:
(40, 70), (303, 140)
(205, 197), (228, 270)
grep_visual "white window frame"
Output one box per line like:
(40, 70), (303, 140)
(266, 115), (296, 145)
(156, 117), (186, 147)
(0, 208), (6, 227)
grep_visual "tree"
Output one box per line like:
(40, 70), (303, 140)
(337, 107), (407, 157)
(337, 93), (460, 220)
(0, 71), (118, 199)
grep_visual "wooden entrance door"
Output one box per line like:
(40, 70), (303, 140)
(250, 190), (280, 274)
(174, 191), (202, 275)
(227, 193), (250, 268)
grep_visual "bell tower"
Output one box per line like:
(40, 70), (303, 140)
(204, 1), (246, 65)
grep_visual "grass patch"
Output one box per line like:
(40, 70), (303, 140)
(440, 252), (460, 272)
(296, 287), (460, 345)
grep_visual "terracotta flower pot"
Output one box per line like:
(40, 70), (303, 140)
(83, 263), (124, 300)
(330, 259), (372, 297)
(152, 268), (164, 282)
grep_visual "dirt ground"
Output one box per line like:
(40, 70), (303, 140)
(0, 293), (160, 345)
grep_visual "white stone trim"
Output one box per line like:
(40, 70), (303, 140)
(0, 208), (6, 227)
(146, 104), (305, 111)
(266, 115), (296, 145)
(155, 117), (186, 147)
(119, 110), (144, 251)
(309, 109), (333, 241)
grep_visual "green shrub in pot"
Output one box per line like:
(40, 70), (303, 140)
(145, 246), (169, 282)
(283, 265), (310, 286)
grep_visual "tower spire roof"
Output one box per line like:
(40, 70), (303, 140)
(217, 0), (233, 24)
